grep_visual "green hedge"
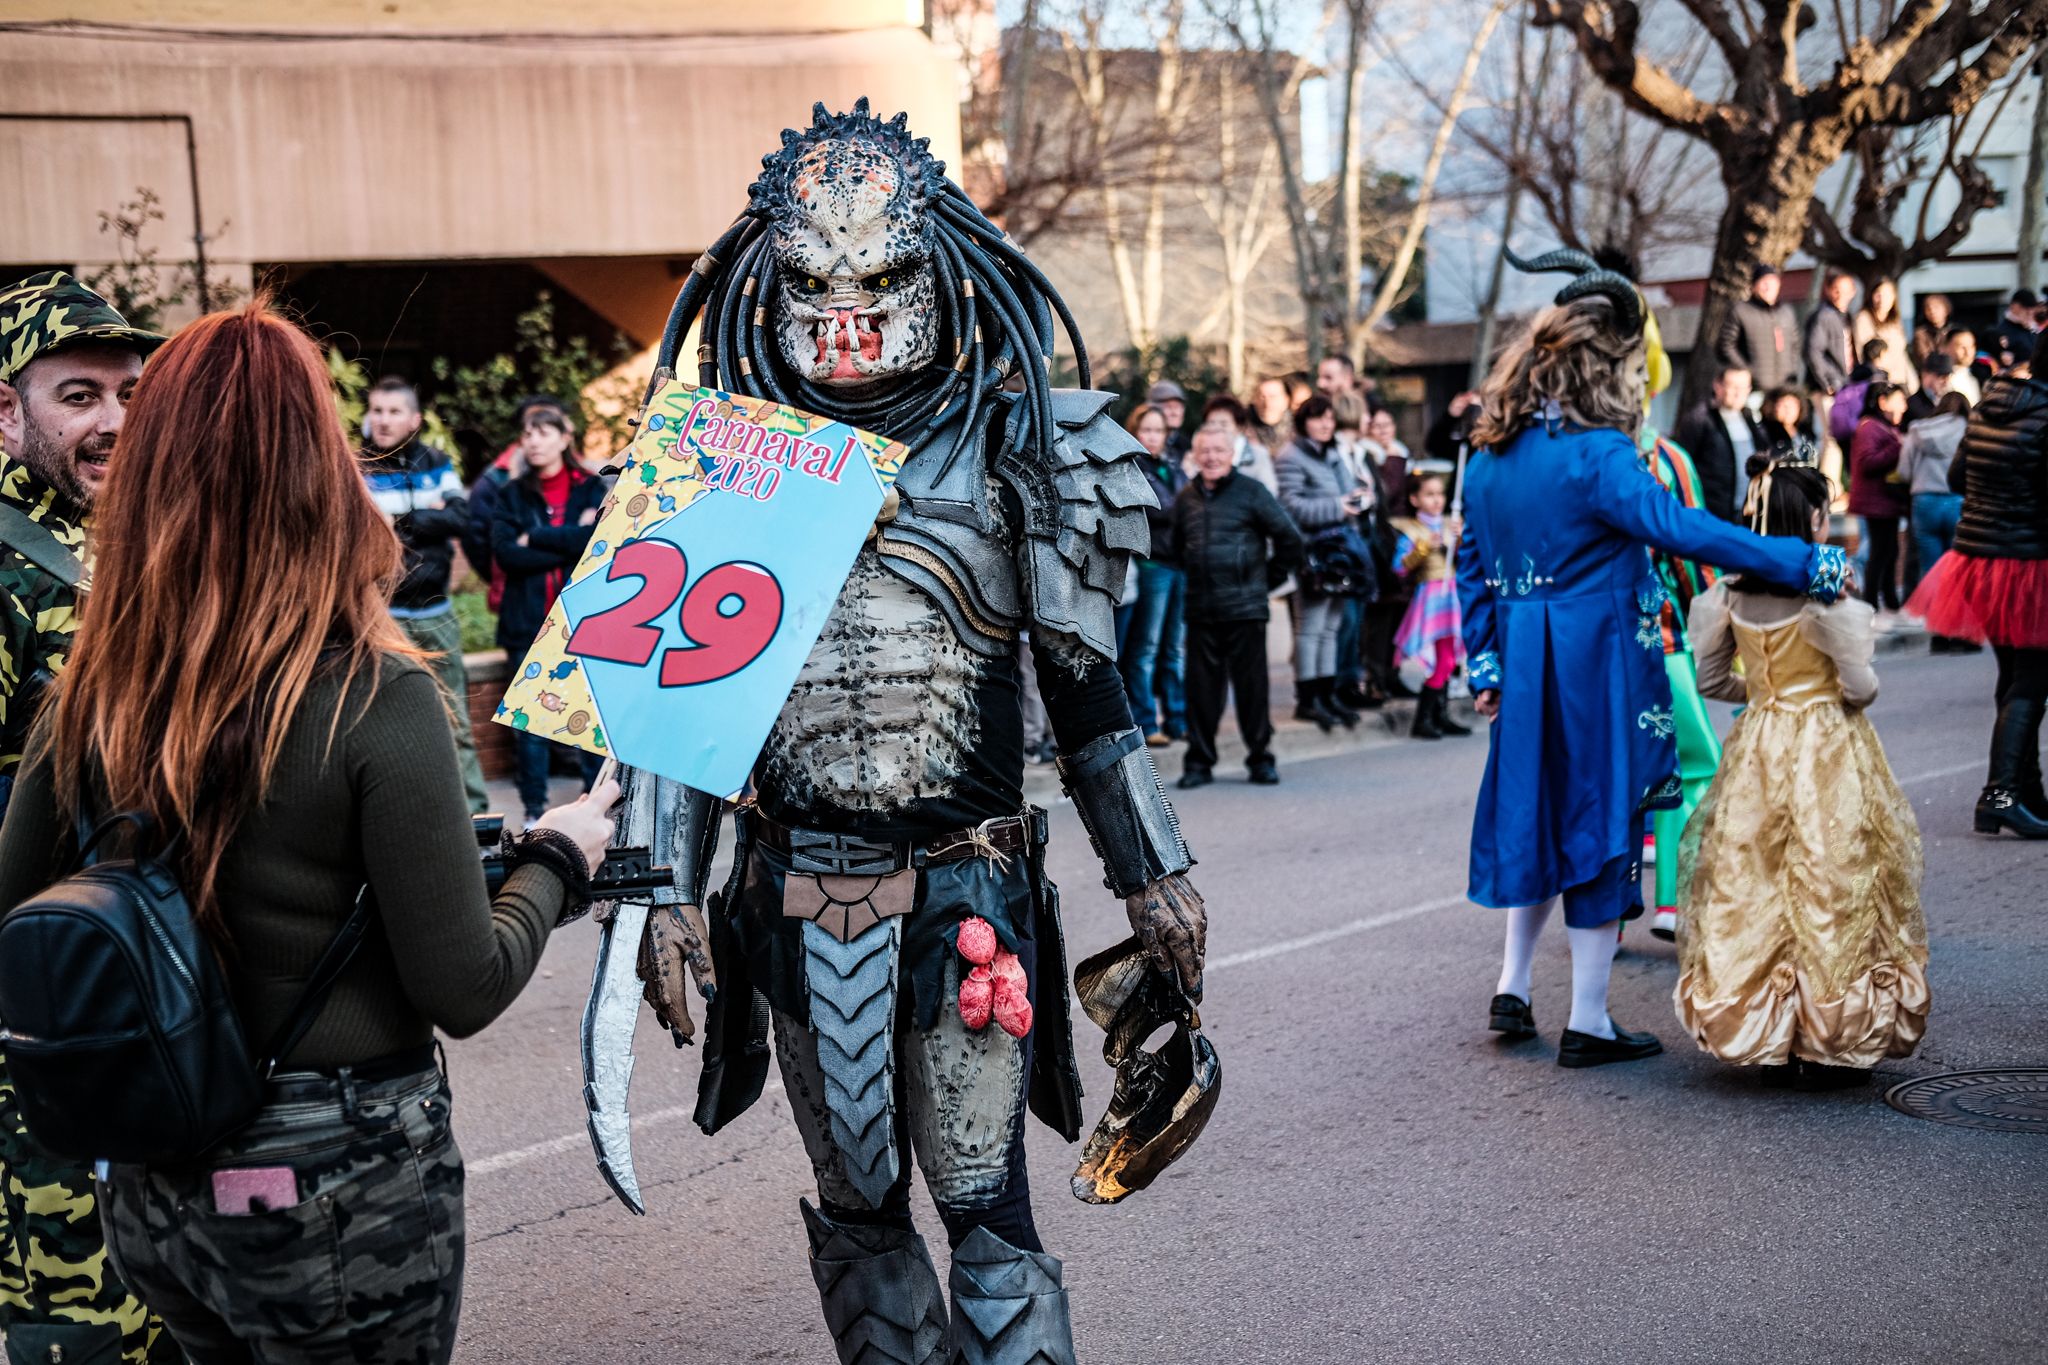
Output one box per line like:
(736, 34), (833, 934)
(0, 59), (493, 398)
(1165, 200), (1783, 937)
(451, 589), (497, 655)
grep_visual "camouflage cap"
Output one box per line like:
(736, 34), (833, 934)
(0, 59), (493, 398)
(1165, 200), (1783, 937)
(0, 271), (165, 385)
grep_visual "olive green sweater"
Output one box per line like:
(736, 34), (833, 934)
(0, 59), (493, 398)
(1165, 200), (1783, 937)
(0, 656), (566, 1066)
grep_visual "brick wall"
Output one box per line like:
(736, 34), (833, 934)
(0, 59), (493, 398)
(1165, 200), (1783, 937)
(465, 652), (516, 780)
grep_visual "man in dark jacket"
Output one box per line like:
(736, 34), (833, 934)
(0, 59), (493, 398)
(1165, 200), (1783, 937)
(1718, 263), (1801, 393)
(1674, 364), (1766, 522)
(1805, 271), (1857, 400)
(1168, 428), (1303, 788)
(1425, 390), (1481, 466)
(1993, 291), (2040, 374)
(361, 376), (488, 812)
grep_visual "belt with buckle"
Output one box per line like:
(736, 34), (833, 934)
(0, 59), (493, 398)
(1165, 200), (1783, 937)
(758, 809), (1047, 877)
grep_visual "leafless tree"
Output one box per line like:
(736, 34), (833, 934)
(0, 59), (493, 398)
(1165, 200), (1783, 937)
(1203, 0), (1508, 365)
(1804, 67), (2032, 289)
(1192, 63), (1293, 389)
(1438, 5), (1719, 267)
(1534, 0), (2048, 408)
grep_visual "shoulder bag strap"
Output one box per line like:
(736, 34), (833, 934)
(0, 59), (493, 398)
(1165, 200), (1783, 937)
(255, 887), (374, 1078)
(0, 502), (84, 590)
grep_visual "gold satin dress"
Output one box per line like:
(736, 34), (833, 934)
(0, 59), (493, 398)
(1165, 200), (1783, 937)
(1674, 585), (1929, 1067)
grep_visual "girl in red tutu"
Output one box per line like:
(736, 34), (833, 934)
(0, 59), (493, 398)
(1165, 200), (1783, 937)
(1907, 330), (2048, 837)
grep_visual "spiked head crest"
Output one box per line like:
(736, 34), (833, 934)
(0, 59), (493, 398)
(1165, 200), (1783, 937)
(749, 97), (950, 226)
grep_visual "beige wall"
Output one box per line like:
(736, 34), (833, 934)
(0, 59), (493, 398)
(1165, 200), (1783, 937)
(2, 1), (920, 34)
(1, 24), (960, 267)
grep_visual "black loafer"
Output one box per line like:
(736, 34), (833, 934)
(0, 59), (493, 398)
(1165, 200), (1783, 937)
(1795, 1061), (1872, 1091)
(1246, 756), (1280, 785)
(1488, 993), (1536, 1039)
(1175, 768), (1213, 790)
(1557, 1023), (1663, 1068)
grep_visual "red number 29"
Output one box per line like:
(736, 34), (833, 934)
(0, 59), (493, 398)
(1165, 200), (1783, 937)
(565, 540), (784, 687)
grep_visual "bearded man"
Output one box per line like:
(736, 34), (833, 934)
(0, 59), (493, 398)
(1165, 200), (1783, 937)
(0, 271), (177, 1362)
(596, 101), (1210, 1364)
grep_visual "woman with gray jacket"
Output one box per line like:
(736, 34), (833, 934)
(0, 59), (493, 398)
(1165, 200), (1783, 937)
(1276, 395), (1368, 729)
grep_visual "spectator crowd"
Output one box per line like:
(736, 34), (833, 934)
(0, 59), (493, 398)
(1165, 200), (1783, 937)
(1698, 267), (2043, 643)
(1051, 352), (1482, 797)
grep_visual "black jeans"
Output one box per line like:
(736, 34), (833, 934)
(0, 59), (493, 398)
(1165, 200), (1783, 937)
(1184, 618), (1273, 773)
(1862, 516), (1902, 611)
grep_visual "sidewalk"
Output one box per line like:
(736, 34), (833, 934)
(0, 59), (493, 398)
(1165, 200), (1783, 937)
(488, 614), (1925, 817)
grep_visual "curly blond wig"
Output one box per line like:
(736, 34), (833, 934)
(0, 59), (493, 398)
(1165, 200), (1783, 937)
(1470, 296), (1647, 450)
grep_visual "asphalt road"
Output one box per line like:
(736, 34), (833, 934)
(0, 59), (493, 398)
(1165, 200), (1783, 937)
(452, 645), (2046, 1364)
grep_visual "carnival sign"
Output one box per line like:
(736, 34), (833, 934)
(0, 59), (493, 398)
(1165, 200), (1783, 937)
(496, 381), (906, 796)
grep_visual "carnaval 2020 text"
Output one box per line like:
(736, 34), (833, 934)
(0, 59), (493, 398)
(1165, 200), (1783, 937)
(683, 396), (863, 502)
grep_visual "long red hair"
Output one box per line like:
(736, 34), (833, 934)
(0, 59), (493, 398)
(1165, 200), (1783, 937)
(49, 300), (415, 935)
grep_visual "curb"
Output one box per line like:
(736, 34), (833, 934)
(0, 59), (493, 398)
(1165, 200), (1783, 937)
(1020, 694), (1478, 801)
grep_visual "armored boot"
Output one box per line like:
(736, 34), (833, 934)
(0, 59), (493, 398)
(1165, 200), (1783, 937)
(1974, 700), (2048, 839)
(947, 1226), (1079, 1365)
(801, 1200), (949, 1365)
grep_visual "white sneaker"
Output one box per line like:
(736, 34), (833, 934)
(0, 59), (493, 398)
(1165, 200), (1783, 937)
(1651, 907), (1677, 941)
(1641, 833), (1658, 868)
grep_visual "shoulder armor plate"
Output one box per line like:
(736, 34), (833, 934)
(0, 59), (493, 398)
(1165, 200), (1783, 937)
(1000, 388), (1154, 659)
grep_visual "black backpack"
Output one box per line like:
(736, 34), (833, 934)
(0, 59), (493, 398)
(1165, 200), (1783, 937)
(0, 812), (368, 1164)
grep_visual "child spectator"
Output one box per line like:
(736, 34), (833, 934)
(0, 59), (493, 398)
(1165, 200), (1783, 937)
(1390, 472), (1470, 739)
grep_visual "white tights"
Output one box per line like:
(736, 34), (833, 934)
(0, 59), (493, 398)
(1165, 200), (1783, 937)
(1495, 899), (1619, 1039)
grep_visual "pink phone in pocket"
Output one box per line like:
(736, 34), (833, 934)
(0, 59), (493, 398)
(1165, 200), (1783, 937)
(211, 1167), (299, 1215)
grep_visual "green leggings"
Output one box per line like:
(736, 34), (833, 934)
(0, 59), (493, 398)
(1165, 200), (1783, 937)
(1653, 650), (1721, 909)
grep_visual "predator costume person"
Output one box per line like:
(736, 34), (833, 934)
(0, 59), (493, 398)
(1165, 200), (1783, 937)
(599, 102), (1207, 1364)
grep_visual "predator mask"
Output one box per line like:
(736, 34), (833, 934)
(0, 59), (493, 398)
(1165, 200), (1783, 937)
(1070, 936), (1221, 1205)
(751, 103), (945, 387)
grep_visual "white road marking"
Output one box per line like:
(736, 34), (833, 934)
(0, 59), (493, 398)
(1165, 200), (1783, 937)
(1205, 893), (1472, 972)
(470, 756), (1988, 1179)
(469, 1083), (784, 1179)
(1895, 759), (1983, 786)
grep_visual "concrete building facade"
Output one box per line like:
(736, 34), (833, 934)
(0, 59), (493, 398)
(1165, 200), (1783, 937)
(2, 1), (961, 406)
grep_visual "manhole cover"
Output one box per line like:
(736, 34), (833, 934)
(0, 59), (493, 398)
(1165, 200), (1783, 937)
(1885, 1069), (2048, 1134)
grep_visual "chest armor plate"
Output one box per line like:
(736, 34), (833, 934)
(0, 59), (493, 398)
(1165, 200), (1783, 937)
(757, 550), (988, 814)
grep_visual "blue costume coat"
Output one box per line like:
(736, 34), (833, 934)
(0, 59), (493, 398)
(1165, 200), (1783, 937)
(1456, 421), (1844, 926)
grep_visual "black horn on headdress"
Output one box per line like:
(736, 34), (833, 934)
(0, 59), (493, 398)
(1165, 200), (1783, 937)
(1505, 245), (1644, 338)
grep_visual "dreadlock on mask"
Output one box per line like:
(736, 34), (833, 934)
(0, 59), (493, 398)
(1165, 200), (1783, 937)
(651, 98), (1087, 471)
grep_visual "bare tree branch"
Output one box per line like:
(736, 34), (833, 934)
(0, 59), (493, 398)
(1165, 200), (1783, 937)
(1532, 0), (1734, 139)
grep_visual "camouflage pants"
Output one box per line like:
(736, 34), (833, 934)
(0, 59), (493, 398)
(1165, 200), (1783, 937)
(98, 1064), (464, 1365)
(0, 1045), (179, 1365)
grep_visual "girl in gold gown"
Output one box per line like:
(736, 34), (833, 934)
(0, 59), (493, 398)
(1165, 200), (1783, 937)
(1676, 452), (1929, 1079)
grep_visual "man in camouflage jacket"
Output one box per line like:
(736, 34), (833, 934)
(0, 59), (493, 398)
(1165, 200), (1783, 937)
(0, 272), (178, 1364)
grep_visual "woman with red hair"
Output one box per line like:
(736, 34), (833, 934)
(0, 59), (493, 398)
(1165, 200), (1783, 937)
(0, 301), (617, 1362)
